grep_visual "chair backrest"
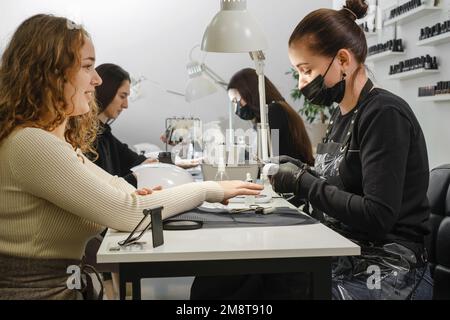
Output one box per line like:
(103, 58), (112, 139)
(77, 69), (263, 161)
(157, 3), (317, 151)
(426, 165), (450, 300)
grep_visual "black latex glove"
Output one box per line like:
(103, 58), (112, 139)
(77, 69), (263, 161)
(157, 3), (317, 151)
(271, 155), (321, 179)
(270, 155), (305, 168)
(270, 162), (305, 194)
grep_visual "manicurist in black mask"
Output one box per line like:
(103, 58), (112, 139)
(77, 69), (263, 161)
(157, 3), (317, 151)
(300, 53), (346, 106)
(226, 68), (314, 165)
(269, 0), (433, 300)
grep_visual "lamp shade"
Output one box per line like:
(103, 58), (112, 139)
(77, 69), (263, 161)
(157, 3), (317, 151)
(201, 0), (268, 53)
(185, 75), (218, 102)
(132, 163), (194, 190)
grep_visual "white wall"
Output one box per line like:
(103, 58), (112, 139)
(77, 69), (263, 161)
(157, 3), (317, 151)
(0, 0), (332, 151)
(334, 0), (450, 168)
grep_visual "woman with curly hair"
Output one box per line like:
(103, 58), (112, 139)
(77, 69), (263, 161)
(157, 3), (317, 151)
(0, 14), (262, 300)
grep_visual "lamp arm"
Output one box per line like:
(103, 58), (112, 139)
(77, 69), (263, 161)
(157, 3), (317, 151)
(202, 64), (228, 90)
(250, 50), (270, 162)
(165, 89), (185, 97)
(147, 79), (185, 97)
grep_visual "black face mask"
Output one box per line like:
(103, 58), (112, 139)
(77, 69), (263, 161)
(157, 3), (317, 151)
(235, 100), (256, 121)
(300, 55), (346, 106)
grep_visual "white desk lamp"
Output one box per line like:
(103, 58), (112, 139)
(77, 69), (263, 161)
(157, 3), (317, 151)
(201, 0), (270, 162)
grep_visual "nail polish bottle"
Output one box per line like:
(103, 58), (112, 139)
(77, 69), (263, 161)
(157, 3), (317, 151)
(432, 57), (438, 69)
(398, 39), (404, 51)
(424, 55), (431, 69)
(437, 81), (442, 95)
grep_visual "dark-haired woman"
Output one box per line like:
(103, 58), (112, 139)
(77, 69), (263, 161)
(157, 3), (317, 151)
(92, 63), (156, 187)
(228, 68), (314, 166)
(270, 0), (433, 299)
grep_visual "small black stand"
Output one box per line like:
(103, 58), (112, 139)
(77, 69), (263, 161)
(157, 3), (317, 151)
(148, 207), (164, 248)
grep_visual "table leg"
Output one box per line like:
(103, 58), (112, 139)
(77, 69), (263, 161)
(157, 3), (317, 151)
(132, 278), (141, 300)
(312, 257), (332, 300)
(119, 266), (126, 300)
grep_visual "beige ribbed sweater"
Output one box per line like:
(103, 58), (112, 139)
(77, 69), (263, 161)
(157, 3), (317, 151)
(0, 128), (224, 260)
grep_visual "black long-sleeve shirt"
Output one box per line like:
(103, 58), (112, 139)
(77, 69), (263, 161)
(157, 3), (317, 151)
(299, 88), (430, 248)
(268, 102), (308, 162)
(91, 123), (146, 187)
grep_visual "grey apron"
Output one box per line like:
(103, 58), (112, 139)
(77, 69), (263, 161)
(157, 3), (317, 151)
(0, 253), (103, 300)
(313, 80), (427, 300)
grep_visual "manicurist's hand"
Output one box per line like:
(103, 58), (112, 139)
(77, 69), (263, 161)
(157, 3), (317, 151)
(270, 155), (305, 168)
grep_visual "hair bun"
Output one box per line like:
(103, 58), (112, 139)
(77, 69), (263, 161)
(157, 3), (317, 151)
(342, 0), (368, 20)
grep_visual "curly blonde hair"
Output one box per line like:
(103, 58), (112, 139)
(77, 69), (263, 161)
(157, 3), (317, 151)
(0, 14), (99, 155)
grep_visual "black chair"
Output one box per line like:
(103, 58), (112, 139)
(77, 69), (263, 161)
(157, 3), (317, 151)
(426, 165), (450, 300)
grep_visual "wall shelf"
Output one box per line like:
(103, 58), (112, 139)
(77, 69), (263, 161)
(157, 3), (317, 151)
(366, 51), (405, 62)
(365, 31), (378, 38)
(387, 68), (439, 80)
(417, 94), (450, 102)
(384, 6), (441, 27)
(417, 32), (450, 47)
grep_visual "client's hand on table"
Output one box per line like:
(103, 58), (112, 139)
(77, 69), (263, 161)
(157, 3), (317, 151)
(135, 185), (163, 196)
(216, 181), (263, 205)
(175, 158), (202, 169)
